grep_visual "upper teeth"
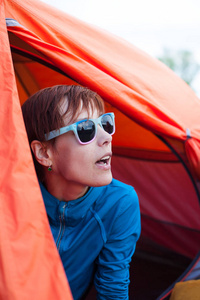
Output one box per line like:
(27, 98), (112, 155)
(101, 156), (110, 160)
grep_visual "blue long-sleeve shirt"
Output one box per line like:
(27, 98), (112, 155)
(40, 179), (141, 300)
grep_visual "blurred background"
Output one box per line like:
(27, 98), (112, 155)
(41, 0), (200, 97)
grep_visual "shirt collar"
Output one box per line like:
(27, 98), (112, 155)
(39, 181), (104, 224)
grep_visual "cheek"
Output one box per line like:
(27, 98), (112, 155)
(72, 147), (95, 168)
(53, 143), (95, 174)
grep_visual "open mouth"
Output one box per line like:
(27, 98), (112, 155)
(96, 155), (111, 166)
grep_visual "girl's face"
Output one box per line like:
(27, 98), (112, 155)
(47, 105), (113, 199)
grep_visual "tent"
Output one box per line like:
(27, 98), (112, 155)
(158, 252), (200, 299)
(1, 0), (200, 299)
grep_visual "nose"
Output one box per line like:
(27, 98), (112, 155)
(97, 125), (112, 146)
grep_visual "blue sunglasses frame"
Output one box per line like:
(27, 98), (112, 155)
(45, 112), (115, 144)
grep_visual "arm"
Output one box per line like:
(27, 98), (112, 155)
(94, 188), (141, 300)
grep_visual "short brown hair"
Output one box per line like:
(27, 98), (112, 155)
(22, 85), (105, 180)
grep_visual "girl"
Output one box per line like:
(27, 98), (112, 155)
(22, 85), (141, 300)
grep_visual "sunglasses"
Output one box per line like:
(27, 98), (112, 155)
(45, 112), (115, 144)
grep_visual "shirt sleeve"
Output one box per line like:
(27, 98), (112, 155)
(94, 188), (141, 300)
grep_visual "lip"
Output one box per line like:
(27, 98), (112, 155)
(95, 152), (112, 170)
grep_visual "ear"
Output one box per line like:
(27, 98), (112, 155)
(31, 140), (52, 167)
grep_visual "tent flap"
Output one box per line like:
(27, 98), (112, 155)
(0, 1), (72, 299)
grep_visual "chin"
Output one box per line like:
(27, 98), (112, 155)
(92, 173), (113, 187)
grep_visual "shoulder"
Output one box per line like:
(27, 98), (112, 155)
(98, 179), (141, 241)
(93, 178), (140, 219)
(106, 178), (139, 206)
(109, 178), (136, 192)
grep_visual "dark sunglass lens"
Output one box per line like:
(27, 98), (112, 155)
(77, 120), (95, 143)
(101, 115), (114, 134)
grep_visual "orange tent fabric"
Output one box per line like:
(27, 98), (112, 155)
(4, 0), (200, 254)
(4, 0), (200, 178)
(1, 0), (200, 298)
(0, 1), (72, 299)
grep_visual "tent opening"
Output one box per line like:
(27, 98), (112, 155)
(8, 27), (199, 300)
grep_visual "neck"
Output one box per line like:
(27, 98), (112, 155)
(44, 172), (89, 202)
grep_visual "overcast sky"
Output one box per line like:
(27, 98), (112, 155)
(41, 0), (200, 96)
